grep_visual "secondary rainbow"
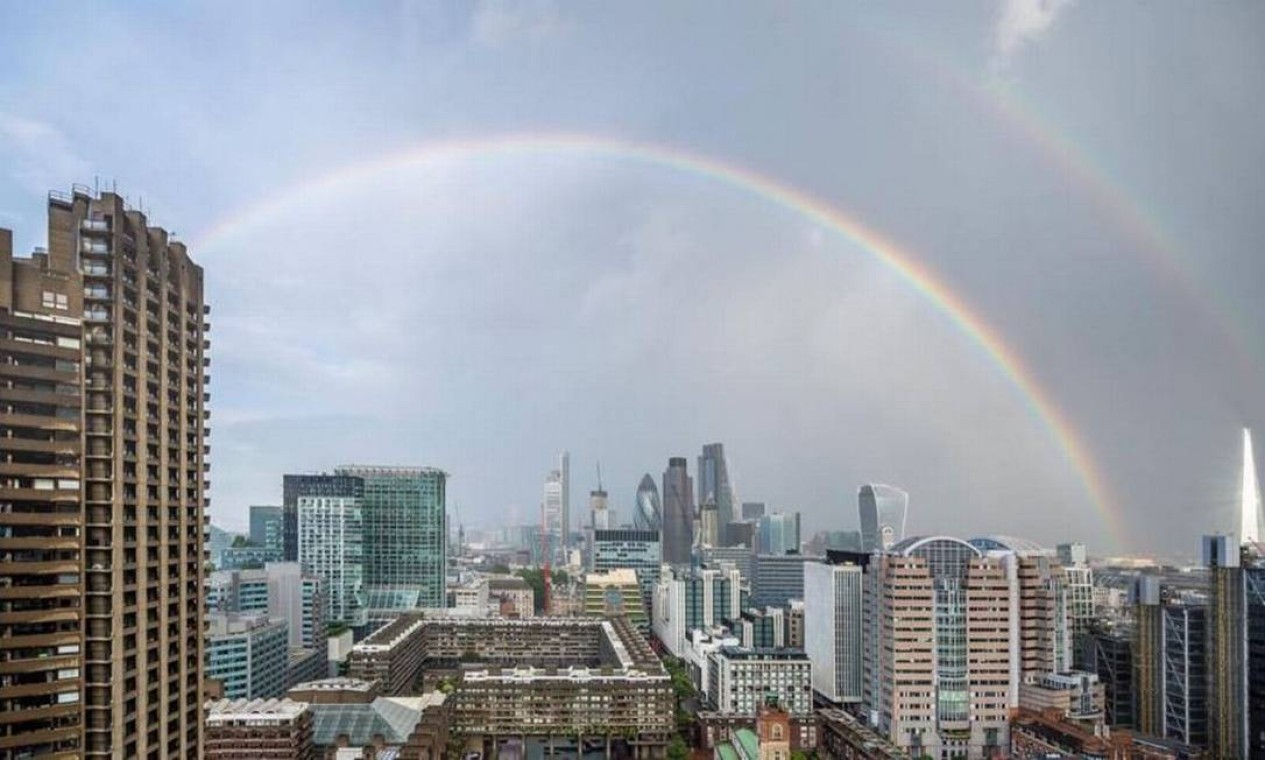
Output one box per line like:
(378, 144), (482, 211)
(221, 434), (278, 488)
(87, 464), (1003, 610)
(194, 133), (1125, 548)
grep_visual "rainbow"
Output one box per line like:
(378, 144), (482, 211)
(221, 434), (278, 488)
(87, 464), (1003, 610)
(194, 133), (1125, 548)
(868, 22), (1264, 382)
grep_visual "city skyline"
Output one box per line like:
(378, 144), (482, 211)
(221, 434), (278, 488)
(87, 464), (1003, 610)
(2, 5), (1263, 556)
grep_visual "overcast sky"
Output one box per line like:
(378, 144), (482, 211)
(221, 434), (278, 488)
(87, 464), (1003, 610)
(2, 2), (1262, 556)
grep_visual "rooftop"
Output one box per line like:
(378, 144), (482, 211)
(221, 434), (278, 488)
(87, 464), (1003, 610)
(206, 698), (309, 725)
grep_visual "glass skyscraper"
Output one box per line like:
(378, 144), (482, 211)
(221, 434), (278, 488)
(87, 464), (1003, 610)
(662, 458), (695, 566)
(337, 466), (448, 609)
(698, 442), (736, 536)
(634, 474), (662, 531)
(858, 484), (908, 553)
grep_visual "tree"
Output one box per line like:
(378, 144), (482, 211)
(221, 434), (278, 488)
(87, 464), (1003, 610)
(666, 736), (690, 760)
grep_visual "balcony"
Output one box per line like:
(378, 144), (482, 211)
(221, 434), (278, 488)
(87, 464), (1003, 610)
(81, 219), (110, 233)
(81, 241), (110, 255)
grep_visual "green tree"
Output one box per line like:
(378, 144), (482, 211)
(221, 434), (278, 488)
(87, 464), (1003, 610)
(666, 736), (690, 760)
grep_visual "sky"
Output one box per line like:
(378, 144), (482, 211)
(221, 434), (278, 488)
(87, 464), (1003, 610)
(1, 2), (1263, 557)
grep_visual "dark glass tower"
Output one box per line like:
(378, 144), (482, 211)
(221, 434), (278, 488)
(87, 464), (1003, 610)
(661, 458), (694, 566)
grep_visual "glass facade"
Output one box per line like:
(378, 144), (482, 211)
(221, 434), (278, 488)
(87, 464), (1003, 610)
(858, 484), (909, 553)
(634, 474), (662, 531)
(337, 466), (447, 609)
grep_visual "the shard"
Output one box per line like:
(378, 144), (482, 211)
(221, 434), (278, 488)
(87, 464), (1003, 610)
(1242, 427), (1261, 546)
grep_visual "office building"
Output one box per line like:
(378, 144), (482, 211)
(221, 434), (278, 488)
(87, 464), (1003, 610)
(336, 465), (447, 609)
(204, 698), (315, 760)
(858, 484), (908, 553)
(249, 505), (284, 554)
(751, 552), (815, 608)
(282, 473), (363, 563)
(706, 647), (813, 717)
(1162, 602), (1207, 746)
(218, 542), (282, 571)
(741, 502), (766, 521)
(634, 473), (662, 532)
(725, 519), (756, 549)
(701, 545), (754, 583)
(653, 566), (743, 658)
(1, 190), (209, 757)
(734, 606), (785, 649)
(591, 528), (661, 613)
(206, 563), (325, 650)
(863, 536), (1012, 760)
(785, 600), (805, 649)
(698, 443), (736, 535)
(298, 495), (365, 626)
(1077, 623), (1136, 728)
(662, 457), (695, 566)
(756, 511), (800, 555)
(804, 551), (868, 705)
(1206, 534), (1248, 759)
(207, 614), (290, 700)
(1242, 428), (1261, 546)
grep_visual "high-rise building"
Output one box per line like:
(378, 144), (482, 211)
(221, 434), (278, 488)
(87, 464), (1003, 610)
(249, 504), (284, 554)
(662, 457), (695, 566)
(698, 443), (736, 536)
(0, 224), (86, 758)
(741, 502), (766, 521)
(542, 467), (564, 563)
(857, 484), (908, 553)
(756, 512), (800, 555)
(1242, 428), (1261, 546)
(298, 495), (365, 626)
(206, 563), (325, 651)
(634, 473), (662, 532)
(282, 474), (364, 563)
(1, 190), (210, 757)
(1077, 623), (1136, 729)
(336, 466), (447, 609)
(1206, 534), (1248, 759)
(559, 451), (571, 550)
(863, 536), (1012, 760)
(804, 551), (868, 705)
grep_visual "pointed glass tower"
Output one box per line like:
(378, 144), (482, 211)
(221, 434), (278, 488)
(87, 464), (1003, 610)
(1242, 428), (1262, 545)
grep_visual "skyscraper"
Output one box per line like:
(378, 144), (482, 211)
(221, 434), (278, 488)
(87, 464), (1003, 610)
(282, 473), (364, 562)
(542, 468), (564, 563)
(634, 474), (662, 531)
(661, 457), (695, 566)
(858, 484), (908, 553)
(698, 442), (736, 535)
(863, 536), (1012, 759)
(2, 189), (211, 758)
(298, 495), (365, 626)
(698, 495), (719, 548)
(1242, 428), (1261, 546)
(336, 465), (447, 609)
(590, 486), (609, 530)
(1205, 534), (1247, 759)
(804, 552), (868, 705)
(559, 451), (571, 551)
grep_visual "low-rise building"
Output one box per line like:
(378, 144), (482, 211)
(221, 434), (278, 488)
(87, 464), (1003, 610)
(707, 647), (812, 717)
(205, 698), (315, 760)
(487, 576), (534, 618)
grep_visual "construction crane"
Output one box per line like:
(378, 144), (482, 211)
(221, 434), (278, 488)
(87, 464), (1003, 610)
(541, 501), (552, 616)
